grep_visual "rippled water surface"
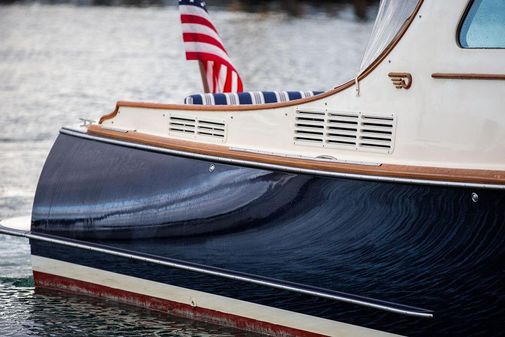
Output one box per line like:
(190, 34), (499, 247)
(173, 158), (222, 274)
(0, 4), (372, 335)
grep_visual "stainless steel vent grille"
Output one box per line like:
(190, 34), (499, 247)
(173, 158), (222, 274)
(169, 115), (226, 142)
(294, 110), (396, 153)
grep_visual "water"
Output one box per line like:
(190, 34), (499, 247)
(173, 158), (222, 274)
(0, 4), (372, 335)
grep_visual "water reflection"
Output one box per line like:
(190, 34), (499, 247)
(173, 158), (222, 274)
(0, 3), (373, 335)
(0, 278), (258, 336)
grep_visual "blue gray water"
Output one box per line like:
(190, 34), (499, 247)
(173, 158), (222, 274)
(0, 4), (372, 335)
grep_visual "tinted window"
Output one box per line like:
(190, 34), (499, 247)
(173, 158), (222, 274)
(459, 0), (505, 48)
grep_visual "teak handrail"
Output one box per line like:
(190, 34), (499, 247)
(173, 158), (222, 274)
(432, 73), (505, 80)
(87, 125), (505, 186)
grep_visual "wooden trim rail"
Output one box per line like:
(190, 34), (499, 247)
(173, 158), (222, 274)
(98, 78), (353, 123)
(87, 125), (505, 186)
(98, 0), (425, 124)
(432, 73), (505, 80)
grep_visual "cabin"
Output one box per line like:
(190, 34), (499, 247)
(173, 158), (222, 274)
(92, 0), (505, 186)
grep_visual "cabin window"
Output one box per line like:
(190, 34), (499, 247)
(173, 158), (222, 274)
(459, 0), (505, 48)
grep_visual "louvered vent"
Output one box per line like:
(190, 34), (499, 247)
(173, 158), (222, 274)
(327, 112), (359, 148)
(294, 110), (395, 153)
(294, 110), (325, 144)
(169, 115), (226, 142)
(197, 120), (226, 139)
(359, 115), (394, 150)
(169, 116), (196, 135)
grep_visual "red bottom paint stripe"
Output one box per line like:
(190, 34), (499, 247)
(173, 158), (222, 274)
(33, 271), (327, 337)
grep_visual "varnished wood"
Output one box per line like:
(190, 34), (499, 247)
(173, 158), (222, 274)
(98, 81), (355, 123)
(388, 72), (412, 89)
(87, 125), (505, 185)
(98, 0), (424, 124)
(432, 73), (505, 80)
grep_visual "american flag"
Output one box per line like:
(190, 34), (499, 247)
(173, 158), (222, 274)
(179, 0), (244, 93)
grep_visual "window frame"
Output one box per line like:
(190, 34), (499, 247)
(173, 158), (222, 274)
(457, 0), (505, 49)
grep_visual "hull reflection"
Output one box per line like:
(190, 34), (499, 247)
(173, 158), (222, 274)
(30, 133), (505, 337)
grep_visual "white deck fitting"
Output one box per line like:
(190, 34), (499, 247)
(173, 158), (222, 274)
(0, 216), (31, 232)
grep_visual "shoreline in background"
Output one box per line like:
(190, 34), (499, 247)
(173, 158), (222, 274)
(0, 0), (378, 19)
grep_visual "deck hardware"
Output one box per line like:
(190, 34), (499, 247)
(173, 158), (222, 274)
(229, 147), (380, 166)
(209, 164), (216, 172)
(472, 192), (479, 203)
(100, 125), (133, 133)
(389, 72), (412, 89)
(316, 155), (338, 162)
(79, 118), (95, 127)
(190, 298), (197, 307)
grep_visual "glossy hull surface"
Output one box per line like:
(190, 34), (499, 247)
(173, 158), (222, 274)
(31, 133), (505, 336)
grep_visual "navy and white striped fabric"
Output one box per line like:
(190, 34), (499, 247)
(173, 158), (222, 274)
(184, 91), (324, 105)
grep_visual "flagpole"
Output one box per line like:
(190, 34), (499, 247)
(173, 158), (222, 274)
(198, 61), (210, 93)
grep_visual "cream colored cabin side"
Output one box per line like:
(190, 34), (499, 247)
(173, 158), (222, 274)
(97, 0), (505, 172)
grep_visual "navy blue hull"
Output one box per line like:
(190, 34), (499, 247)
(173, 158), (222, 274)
(31, 133), (505, 336)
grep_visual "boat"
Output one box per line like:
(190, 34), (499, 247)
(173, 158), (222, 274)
(1, 0), (505, 336)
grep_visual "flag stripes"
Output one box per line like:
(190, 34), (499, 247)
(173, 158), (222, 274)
(179, 0), (244, 93)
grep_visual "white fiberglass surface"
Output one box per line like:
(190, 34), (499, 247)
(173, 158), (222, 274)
(0, 216), (31, 231)
(360, 0), (419, 71)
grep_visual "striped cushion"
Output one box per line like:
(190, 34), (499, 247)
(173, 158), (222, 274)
(184, 91), (324, 105)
